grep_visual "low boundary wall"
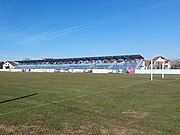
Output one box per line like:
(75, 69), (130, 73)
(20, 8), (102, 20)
(0, 69), (180, 74)
(0, 69), (122, 73)
(135, 69), (180, 74)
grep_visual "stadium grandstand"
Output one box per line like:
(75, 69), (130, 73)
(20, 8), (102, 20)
(15, 54), (144, 72)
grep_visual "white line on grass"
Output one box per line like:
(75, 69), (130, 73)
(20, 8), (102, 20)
(0, 80), (149, 116)
(154, 77), (180, 83)
(154, 80), (177, 83)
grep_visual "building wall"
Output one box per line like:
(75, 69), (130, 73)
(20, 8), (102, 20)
(143, 56), (172, 70)
(153, 57), (172, 69)
(3, 62), (15, 69)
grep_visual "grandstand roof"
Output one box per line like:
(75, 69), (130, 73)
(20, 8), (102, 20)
(16, 54), (144, 64)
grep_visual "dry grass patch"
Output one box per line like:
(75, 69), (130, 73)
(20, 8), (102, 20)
(0, 123), (95, 135)
(122, 110), (148, 119)
(0, 124), (59, 135)
(100, 126), (142, 135)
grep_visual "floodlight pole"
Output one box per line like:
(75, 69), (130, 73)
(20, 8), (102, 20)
(162, 62), (165, 79)
(151, 60), (153, 81)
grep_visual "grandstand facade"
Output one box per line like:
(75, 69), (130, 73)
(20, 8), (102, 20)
(15, 54), (144, 72)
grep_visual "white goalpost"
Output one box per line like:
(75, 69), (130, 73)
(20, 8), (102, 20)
(151, 60), (153, 81)
(162, 62), (165, 79)
(150, 60), (165, 81)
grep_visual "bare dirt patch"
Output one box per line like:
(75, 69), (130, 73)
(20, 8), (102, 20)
(0, 124), (16, 134)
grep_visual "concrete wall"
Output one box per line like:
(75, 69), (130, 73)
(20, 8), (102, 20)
(30, 69), (55, 72)
(0, 69), (55, 72)
(68, 69), (85, 73)
(0, 69), (22, 72)
(135, 69), (180, 74)
(0, 69), (121, 73)
(1, 68), (179, 75)
(92, 69), (113, 73)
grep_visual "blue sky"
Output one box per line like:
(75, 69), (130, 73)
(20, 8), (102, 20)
(0, 0), (180, 61)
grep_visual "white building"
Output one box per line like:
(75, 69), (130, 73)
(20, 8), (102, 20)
(153, 56), (172, 69)
(143, 56), (172, 69)
(3, 61), (18, 69)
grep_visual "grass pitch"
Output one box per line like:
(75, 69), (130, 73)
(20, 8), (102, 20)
(0, 72), (179, 134)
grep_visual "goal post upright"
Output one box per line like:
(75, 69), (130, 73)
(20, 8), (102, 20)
(151, 60), (153, 81)
(162, 62), (165, 79)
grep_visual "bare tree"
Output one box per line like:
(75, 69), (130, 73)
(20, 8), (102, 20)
(171, 59), (180, 69)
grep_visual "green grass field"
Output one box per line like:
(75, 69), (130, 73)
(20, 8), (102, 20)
(0, 72), (179, 135)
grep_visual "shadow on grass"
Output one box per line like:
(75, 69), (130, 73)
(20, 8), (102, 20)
(0, 93), (39, 104)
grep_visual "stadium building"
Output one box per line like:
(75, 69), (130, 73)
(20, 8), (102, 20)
(15, 54), (144, 73)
